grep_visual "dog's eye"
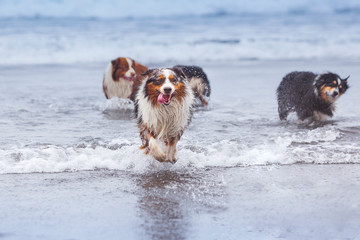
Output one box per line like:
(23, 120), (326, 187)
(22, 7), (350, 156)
(171, 77), (178, 83)
(153, 78), (164, 85)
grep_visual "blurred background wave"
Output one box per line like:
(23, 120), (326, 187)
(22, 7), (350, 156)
(1, 0), (360, 19)
(0, 0), (359, 65)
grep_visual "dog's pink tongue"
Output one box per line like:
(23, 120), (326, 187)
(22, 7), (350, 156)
(157, 93), (165, 104)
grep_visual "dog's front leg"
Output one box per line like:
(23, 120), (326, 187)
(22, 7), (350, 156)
(148, 137), (166, 162)
(165, 137), (179, 163)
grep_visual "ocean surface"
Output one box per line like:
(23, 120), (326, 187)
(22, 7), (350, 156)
(1, 0), (360, 65)
(1, 60), (360, 173)
(1, 1), (360, 239)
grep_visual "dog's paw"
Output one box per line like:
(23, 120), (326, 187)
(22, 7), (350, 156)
(153, 152), (166, 162)
(168, 158), (177, 164)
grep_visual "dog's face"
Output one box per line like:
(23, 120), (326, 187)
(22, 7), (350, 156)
(143, 68), (187, 106)
(315, 73), (349, 103)
(111, 57), (147, 82)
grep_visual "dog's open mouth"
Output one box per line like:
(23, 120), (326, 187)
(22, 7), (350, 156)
(157, 93), (172, 105)
(123, 76), (134, 81)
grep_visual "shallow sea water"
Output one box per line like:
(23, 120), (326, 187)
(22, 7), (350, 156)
(1, 165), (360, 240)
(1, 1), (360, 238)
(1, 60), (360, 239)
(1, 60), (360, 172)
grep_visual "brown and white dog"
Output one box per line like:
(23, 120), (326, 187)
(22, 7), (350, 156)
(135, 67), (194, 163)
(102, 57), (148, 100)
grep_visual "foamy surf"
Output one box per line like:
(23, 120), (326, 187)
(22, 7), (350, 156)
(0, 123), (358, 174)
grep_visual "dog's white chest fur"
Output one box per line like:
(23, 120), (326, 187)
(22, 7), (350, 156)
(137, 83), (194, 140)
(313, 103), (336, 121)
(313, 111), (330, 121)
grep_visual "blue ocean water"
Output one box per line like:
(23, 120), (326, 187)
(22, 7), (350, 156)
(0, 0), (360, 65)
(1, 0), (360, 18)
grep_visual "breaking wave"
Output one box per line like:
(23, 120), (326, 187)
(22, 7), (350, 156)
(0, 0), (360, 65)
(1, 125), (359, 174)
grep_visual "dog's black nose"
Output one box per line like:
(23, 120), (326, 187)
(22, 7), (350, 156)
(164, 87), (172, 94)
(333, 91), (339, 97)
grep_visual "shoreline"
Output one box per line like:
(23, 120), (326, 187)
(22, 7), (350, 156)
(1, 164), (360, 239)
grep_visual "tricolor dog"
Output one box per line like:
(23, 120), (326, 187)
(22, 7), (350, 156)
(277, 71), (349, 122)
(174, 65), (211, 106)
(135, 67), (194, 163)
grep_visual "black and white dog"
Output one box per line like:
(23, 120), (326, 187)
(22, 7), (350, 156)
(277, 71), (349, 122)
(174, 65), (211, 106)
(135, 67), (194, 163)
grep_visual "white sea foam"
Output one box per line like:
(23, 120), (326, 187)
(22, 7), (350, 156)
(100, 98), (134, 111)
(0, 27), (359, 65)
(1, 125), (358, 174)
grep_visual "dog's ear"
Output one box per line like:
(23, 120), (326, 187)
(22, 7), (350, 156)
(133, 61), (148, 75)
(341, 75), (350, 91)
(111, 58), (119, 68)
(111, 58), (121, 80)
(314, 74), (325, 88)
(172, 66), (186, 80)
(142, 69), (155, 76)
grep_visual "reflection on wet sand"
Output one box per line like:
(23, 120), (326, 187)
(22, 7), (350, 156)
(134, 170), (228, 240)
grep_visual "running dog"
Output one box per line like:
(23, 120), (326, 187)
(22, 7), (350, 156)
(277, 71), (349, 122)
(135, 67), (194, 163)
